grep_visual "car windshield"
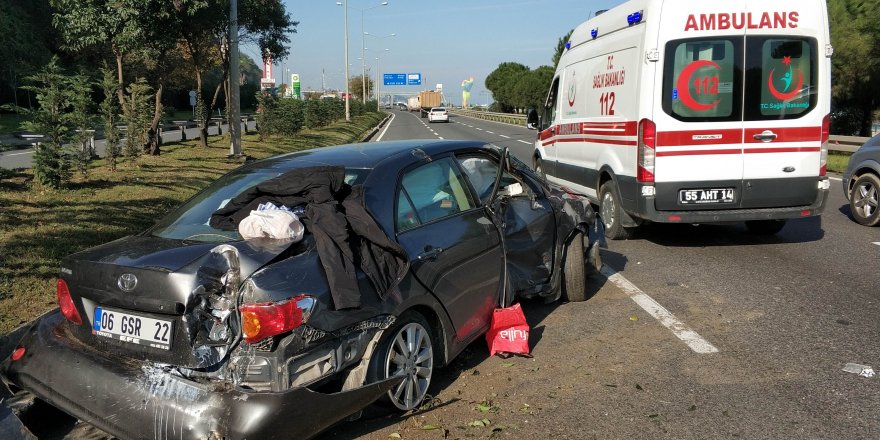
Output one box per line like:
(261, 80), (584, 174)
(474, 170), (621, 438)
(149, 167), (370, 242)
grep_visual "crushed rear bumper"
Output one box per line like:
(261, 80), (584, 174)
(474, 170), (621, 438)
(0, 311), (399, 440)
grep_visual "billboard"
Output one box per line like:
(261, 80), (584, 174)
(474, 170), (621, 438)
(407, 73), (422, 86)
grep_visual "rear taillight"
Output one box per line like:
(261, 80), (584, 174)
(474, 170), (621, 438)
(57, 279), (82, 325)
(637, 118), (656, 183)
(240, 295), (316, 344)
(819, 114), (830, 176)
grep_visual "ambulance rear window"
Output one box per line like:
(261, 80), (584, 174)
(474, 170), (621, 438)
(662, 38), (743, 122)
(744, 37), (817, 120)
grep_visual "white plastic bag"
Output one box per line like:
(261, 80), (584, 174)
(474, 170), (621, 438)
(238, 209), (305, 241)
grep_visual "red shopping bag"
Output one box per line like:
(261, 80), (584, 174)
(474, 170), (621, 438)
(485, 303), (530, 356)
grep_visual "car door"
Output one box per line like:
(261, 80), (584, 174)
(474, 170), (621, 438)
(456, 152), (557, 297)
(394, 157), (503, 342)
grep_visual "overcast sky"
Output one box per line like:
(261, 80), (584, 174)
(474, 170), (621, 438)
(240, 0), (625, 105)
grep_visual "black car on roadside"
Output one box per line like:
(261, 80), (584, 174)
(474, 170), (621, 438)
(842, 133), (880, 226)
(0, 140), (602, 439)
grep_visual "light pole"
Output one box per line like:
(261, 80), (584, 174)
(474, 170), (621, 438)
(364, 32), (395, 107)
(356, 2), (388, 102)
(335, 1), (351, 120)
(375, 49), (389, 110)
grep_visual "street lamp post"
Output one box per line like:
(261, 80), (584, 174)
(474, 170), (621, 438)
(363, 32), (395, 108)
(359, 2), (388, 103)
(336, 0), (351, 120)
(376, 49), (389, 111)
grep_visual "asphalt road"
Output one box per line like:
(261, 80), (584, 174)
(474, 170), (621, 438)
(323, 110), (880, 439)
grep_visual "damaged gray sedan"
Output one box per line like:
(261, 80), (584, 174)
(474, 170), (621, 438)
(0, 140), (602, 439)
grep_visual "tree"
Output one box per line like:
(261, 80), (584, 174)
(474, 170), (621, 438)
(349, 75), (374, 101)
(19, 58), (74, 189)
(122, 79), (153, 162)
(99, 67), (122, 171)
(828, 0), (880, 135)
(485, 62), (530, 113)
(180, 0), (296, 148)
(513, 66), (555, 110)
(552, 29), (574, 67)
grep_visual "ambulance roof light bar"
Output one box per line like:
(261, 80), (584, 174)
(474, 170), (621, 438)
(627, 10), (643, 26)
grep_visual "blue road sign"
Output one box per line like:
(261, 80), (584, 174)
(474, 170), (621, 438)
(384, 73), (406, 86)
(407, 73), (422, 86)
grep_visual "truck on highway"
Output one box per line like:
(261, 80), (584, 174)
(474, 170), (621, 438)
(534, 0), (832, 239)
(418, 91), (442, 118)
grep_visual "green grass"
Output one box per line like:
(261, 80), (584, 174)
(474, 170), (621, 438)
(0, 112), (385, 333)
(827, 151), (852, 174)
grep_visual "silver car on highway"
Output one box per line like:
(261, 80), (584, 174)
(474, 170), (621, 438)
(842, 133), (880, 226)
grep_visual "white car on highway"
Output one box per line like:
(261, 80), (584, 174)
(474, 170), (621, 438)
(427, 107), (449, 123)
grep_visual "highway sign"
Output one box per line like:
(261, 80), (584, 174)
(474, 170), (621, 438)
(384, 73), (406, 86)
(407, 73), (422, 86)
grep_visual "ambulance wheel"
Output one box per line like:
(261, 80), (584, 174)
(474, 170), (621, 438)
(745, 219), (787, 235)
(599, 182), (631, 240)
(849, 173), (880, 226)
(367, 311), (434, 411)
(562, 232), (587, 302)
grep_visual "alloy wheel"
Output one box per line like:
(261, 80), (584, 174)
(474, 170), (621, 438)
(384, 322), (433, 410)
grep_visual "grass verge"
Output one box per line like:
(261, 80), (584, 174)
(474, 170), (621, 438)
(0, 112), (386, 333)
(827, 151), (851, 175)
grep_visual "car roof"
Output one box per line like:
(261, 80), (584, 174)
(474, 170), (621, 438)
(241, 139), (493, 172)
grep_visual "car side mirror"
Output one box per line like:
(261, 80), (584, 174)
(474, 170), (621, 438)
(537, 115), (544, 131)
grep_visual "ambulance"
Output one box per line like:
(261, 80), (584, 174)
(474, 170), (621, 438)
(534, 0), (832, 239)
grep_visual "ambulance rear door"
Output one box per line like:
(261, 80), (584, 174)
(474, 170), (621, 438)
(654, 0), (748, 211)
(739, 0), (827, 209)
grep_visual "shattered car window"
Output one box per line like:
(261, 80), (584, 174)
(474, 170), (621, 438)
(398, 158), (474, 226)
(458, 155), (523, 204)
(150, 168), (368, 242)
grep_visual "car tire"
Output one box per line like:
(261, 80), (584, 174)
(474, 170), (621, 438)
(599, 181), (631, 240)
(562, 232), (588, 302)
(745, 219), (787, 235)
(534, 158), (547, 181)
(367, 311), (434, 411)
(849, 173), (880, 226)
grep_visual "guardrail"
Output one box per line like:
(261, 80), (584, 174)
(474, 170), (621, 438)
(451, 109), (867, 153)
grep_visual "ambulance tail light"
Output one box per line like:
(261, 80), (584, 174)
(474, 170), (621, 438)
(819, 114), (830, 176)
(637, 118), (656, 183)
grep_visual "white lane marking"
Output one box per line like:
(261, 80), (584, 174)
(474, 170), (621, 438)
(828, 177), (842, 182)
(873, 242), (880, 246)
(476, 128), (483, 131)
(517, 140), (531, 145)
(499, 135), (510, 139)
(486, 131), (495, 134)
(374, 112), (396, 142)
(439, 136), (445, 139)
(600, 265), (719, 354)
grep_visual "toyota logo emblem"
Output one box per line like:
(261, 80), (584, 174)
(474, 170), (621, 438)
(118, 273), (138, 292)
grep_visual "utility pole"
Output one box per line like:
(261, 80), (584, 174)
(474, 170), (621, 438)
(229, 0), (242, 156)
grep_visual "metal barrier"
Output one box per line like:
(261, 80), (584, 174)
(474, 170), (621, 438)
(450, 109), (867, 154)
